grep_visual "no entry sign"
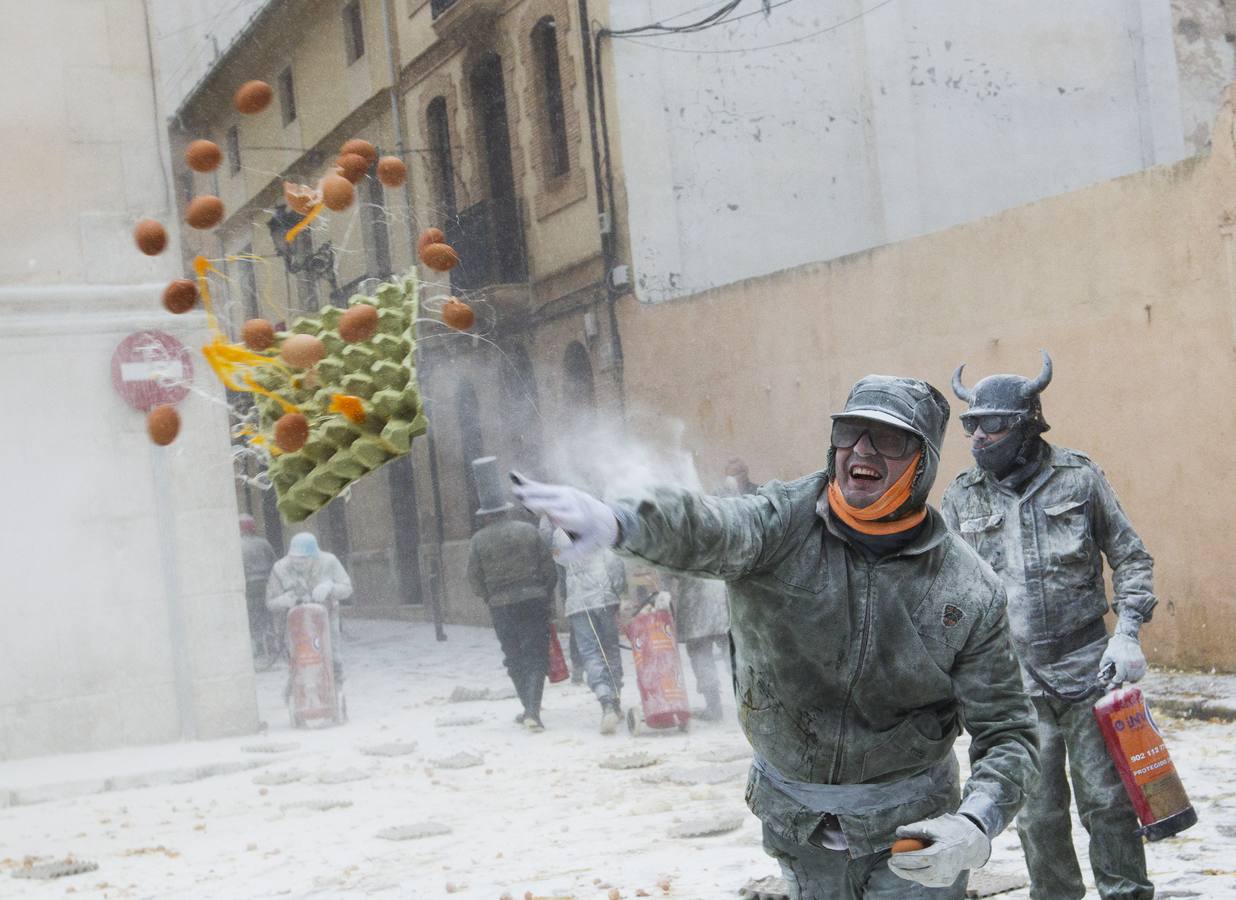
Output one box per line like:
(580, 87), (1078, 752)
(111, 330), (194, 411)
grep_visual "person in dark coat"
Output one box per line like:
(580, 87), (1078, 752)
(467, 457), (559, 732)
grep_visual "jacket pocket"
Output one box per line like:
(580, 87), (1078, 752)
(1044, 498), (1091, 565)
(959, 513), (1005, 569)
(859, 713), (958, 782)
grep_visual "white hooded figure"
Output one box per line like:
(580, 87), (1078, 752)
(267, 532), (353, 681)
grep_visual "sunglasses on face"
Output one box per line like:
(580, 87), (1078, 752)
(960, 414), (1018, 436)
(830, 420), (917, 458)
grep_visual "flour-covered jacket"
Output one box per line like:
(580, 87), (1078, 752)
(555, 543), (627, 616)
(941, 444), (1157, 697)
(610, 472), (1038, 857)
(468, 519), (558, 607)
(266, 552), (354, 611)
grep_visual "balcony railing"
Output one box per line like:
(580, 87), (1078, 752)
(445, 198), (527, 293)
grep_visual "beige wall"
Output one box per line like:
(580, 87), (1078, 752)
(614, 88), (1236, 672)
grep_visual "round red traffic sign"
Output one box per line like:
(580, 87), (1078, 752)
(111, 330), (194, 412)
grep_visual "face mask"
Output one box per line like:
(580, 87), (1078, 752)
(972, 426), (1027, 477)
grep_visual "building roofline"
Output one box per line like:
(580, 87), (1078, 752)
(169, 0), (286, 125)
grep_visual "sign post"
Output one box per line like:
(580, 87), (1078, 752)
(113, 330), (198, 741)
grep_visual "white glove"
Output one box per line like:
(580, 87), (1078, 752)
(312, 582), (333, 605)
(510, 474), (618, 564)
(887, 813), (990, 888)
(1100, 633), (1146, 684)
(653, 591), (672, 611)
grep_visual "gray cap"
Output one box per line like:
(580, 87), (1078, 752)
(472, 456), (513, 516)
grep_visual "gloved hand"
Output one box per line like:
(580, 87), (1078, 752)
(510, 474), (618, 563)
(312, 582), (333, 605)
(653, 591), (672, 611)
(887, 813), (990, 888)
(1100, 633), (1147, 684)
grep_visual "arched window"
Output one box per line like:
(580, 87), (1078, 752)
(456, 381), (485, 532)
(426, 96), (456, 217)
(532, 17), (569, 178)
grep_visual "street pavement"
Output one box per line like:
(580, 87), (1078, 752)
(2, 618), (1235, 899)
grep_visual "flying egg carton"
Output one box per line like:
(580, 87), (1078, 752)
(251, 273), (427, 523)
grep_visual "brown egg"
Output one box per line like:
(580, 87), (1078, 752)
(185, 140), (222, 173)
(162, 279), (198, 314)
(420, 242), (459, 272)
(242, 318), (276, 351)
(134, 219), (167, 256)
(335, 152), (369, 183)
(185, 195), (224, 229)
(321, 175), (355, 212)
(376, 156), (406, 187)
(280, 333), (326, 368)
(441, 298), (475, 331)
(234, 80), (273, 114)
(274, 413), (310, 452)
(147, 405), (181, 446)
(416, 227), (445, 257)
(339, 304), (379, 343)
(891, 838), (928, 854)
(340, 138), (377, 165)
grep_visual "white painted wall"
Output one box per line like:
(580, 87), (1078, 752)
(608, 0), (1197, 303)
(0, 0), (257, 759)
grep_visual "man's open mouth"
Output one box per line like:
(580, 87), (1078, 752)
(849, 464), (883, 481)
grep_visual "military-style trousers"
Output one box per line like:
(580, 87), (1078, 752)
(490, 597), (551, 720)
(1018, 695), (1152, 900)
(763, 825), (966, 899)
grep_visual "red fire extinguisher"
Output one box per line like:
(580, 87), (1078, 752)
(1093, 684), (1198, 841)
(547, 625), (569, 684)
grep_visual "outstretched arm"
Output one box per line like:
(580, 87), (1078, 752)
(513, 474), (790, 580)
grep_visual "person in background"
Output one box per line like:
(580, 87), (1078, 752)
(667, 573), (731, 722)
(266, 531), (354, 688)
(468, 457), (559, 733)
(553, 528), (628, 734)
(723, 457), (759, 497)
(239, 514), (276, 652)
(943, 351), (1156, 900)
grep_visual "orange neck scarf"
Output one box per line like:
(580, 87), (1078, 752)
(827, 451), (927, 535)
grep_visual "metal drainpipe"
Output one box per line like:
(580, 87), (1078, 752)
(381, 0), (448, 640)
(577, 0), (626, 419)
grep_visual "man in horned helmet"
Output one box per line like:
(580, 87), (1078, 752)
(513, 375), (1038, 899)
(942, 351), (1156, 900)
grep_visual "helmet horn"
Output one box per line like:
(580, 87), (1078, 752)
(951, 364), (974, 404)
(1023, 349), (1053, 397)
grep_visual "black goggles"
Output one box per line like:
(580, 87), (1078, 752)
(830, 419), (918, 458)
(960, 414), (1019, 436)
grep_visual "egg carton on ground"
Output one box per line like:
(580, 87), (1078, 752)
(251, 273), (428, 523)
